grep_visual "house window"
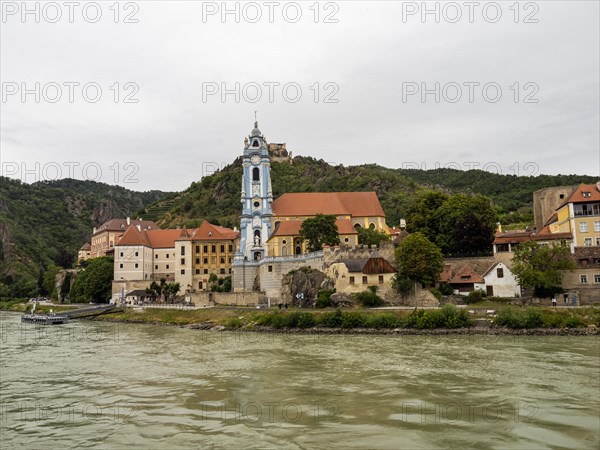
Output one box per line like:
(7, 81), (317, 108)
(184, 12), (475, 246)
(196, 245), (200, 253)
(181, 269), (185, 275)
(212, 245), (216, 252)
(221, 245), (225, 252)
(135, 251), (138, 257)
(198, 282), (203, 289)
(166, 264), (169, 269)
(155, 265), (158, 270)
(203, 245), (208, 252)
(155, 254), (158, 259)
(580, 274), (588, 284)
(496, 244), (509, 252)
(166, 254), (169, 259)
(220, 258), (225, 264)
(362, 276), (368, 284)
(229, 268), (232, 274)
(379, 275), (384, 284)
(196, 258), (200, 264)
(596, 238), (600, 246)
(204, 269), (208, 274)
(181, 246), (185, 255)
(268, 265), (273, 272)
(580, 222), (588, 232)
(220, 268), (225, 274)
(349, 276), (355, 285)
(594, 275), (600, 284)
(595, 221), (600, 232)
(134, 263), (138, 268)
(229, 257), (232, 263)
(119, 264), (123, 269)
(120, 252), (123, 257)
(582, 191), (591, 198)
(584, 238), (592, 247)
(228, 244), (233, 252)
(196, 269), (200, 274)
(203, 257), (208, 264)
(181, 258), (185, 264)
(497, 268), (504, 278)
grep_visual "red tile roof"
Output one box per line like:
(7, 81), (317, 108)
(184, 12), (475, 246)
(93, 218), (157, 235)
(559, 182), (600, 207)
(183, 221), (239, 241)
(272, 192), (385, 217)
(449, 264), (485, 284)
(269, 219), (358, 239)
(79, 243), (91, 251)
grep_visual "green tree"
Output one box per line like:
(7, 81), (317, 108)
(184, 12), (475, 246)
(357, 227), (391, 246)
(512, 241), (575, 298)
(406, 191), (449, 242)
(395, 232), (444, 286)
(299, 214), (340, 252)
(434, 194), (498, 254)
(42, 265), (61, 299)
(70, 257), (113, 303)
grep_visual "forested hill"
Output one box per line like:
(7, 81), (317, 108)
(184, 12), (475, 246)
(145, 156), (597, 230)
(0, 176), (169, 296)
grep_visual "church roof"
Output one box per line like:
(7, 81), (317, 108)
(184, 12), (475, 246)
(272, 192), (385, 217)
(269, 219), (358, 240)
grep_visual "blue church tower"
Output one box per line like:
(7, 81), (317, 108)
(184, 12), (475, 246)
(237, 121), (273, 261)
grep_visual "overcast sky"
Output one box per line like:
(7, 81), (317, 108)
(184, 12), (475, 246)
(1, 1), (599, 192)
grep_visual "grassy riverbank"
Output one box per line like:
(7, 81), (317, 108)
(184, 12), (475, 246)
(3, 300), (599, 333)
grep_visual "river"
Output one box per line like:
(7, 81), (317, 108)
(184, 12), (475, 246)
(1, 311), (599, 449)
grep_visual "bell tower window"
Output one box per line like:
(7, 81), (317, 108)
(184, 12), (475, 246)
(253, 167), (260, 181)
(252, 139), (259, 147)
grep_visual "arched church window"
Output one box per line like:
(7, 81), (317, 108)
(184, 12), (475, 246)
(354, 223), (362, 231)
(369, 223), (376, 230)
(253, 167), (260, 181)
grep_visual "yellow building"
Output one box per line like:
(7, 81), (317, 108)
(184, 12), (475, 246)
(175, 221), (240, 292)
(325, 256), (397, 294)
(77, 243), (91, 262)
(90, 217), (157, 258)
(554, 183), (600, 249)
(267, 192), (388, 256)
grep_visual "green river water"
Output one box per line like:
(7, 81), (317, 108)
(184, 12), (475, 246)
(1, 311), (598, 449)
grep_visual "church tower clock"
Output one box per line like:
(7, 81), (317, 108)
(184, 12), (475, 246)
(237, 121), (273, 261)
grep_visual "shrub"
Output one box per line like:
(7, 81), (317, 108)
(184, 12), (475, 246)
(318, 308), (343, 327)
(255, 312), (275, 327)
(341, 311), (367, 329)
(226, 318), (244, 329)
(430, 289), (442, 300)
(464, 290), (486, 305)
(495, 308), (526, 329)
(524, 309), (543, 328)
(542, 313), (565, 328)
(316, 289), (335, 308)
(355, 288), (384, 307)
(565, 316), (585, 328)
(405, 309), (444, 329)
(440, 303), (473, 328)
(439, 283), (454, 295)
(270, 314), (287, 329)
(295, 312), (317, 328)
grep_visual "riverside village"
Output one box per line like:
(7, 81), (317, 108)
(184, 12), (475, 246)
(65, 121), (600, 311)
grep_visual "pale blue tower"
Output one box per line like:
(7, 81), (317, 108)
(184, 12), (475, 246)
(237, 121), (273, 261)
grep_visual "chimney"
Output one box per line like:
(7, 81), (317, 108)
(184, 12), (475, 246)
(93, 227), (97, 234)
(136, 225), (141, 232)
(234, 226), (238, 232)
(496, 222), (502, 233)
(126, 217), (131, 225)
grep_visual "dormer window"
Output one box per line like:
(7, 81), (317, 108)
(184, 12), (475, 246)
(583, 192), (592, 198)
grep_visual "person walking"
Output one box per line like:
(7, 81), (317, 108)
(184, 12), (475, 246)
(552, 296), (557, 307)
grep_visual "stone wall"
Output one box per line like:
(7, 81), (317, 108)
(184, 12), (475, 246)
(186, 291), (264, 307)
(323, 242), (396, 267)
(533, 185), (575, 231)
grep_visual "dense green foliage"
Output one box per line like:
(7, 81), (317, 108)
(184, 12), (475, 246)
(299, 214), (340, 252)
(355, 286), (384, 307)
(357, 227), (391, 246)
(147, 157), (595, 232)
(315, 289), (335, 308)
(0, 177), (168, 298)
(146, 278), (182, 302)
(69, 257), (114, 303)
(395, 232), (444, 286)
(512, 242), (576, 297)
(407, 191), (498, 254)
